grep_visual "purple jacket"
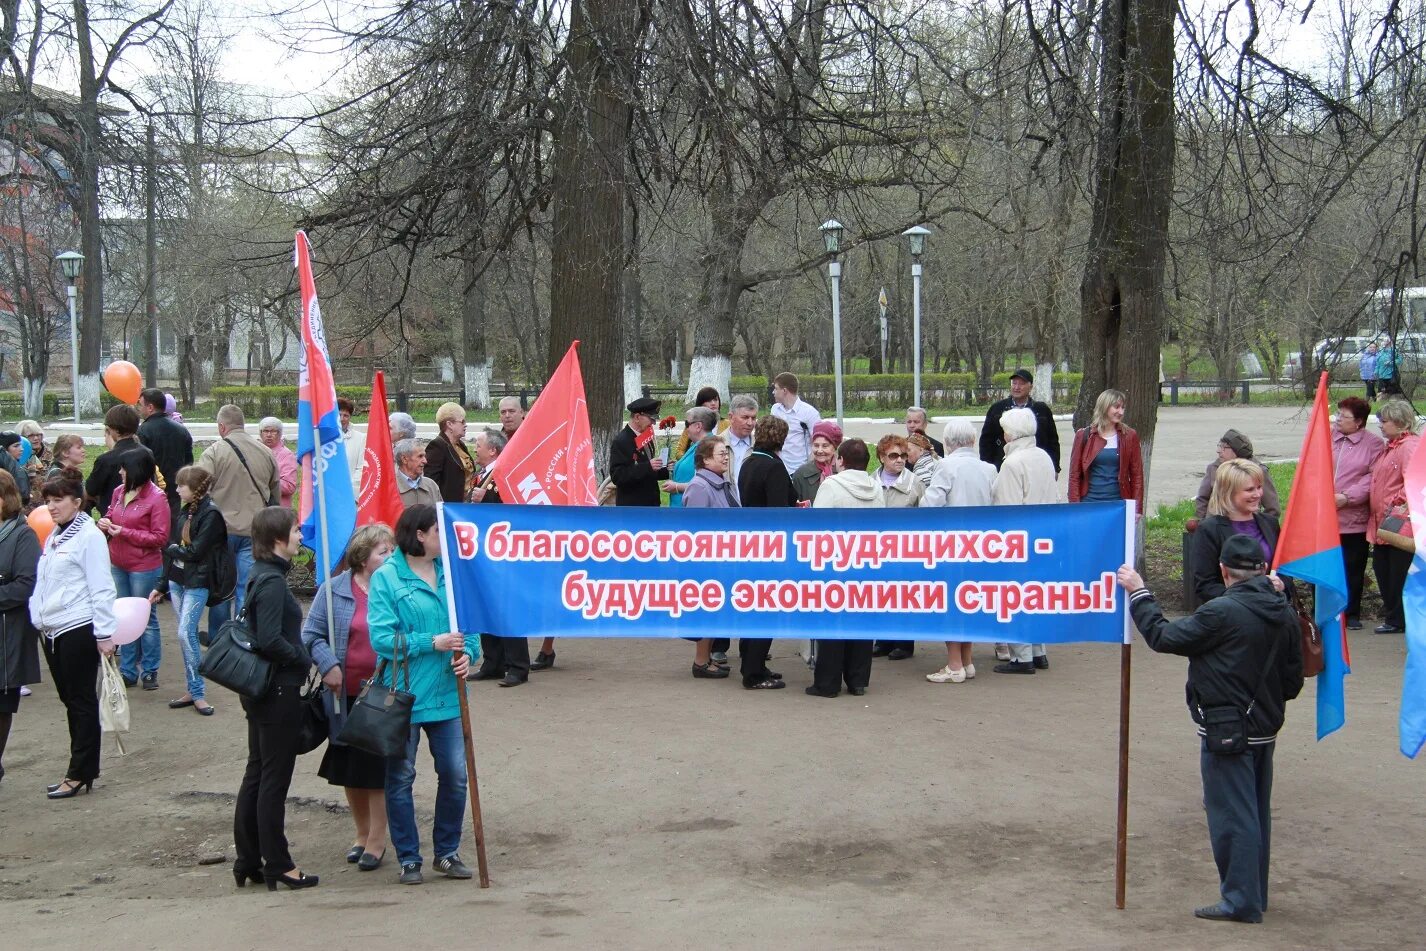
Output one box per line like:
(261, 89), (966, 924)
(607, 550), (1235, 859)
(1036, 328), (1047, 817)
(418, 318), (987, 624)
(1333, 426), (1385, 534)
(683, 469), (739, 508)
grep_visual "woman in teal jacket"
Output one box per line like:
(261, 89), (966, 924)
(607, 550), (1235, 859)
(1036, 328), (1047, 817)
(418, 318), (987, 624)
(368, 504), (478, 887)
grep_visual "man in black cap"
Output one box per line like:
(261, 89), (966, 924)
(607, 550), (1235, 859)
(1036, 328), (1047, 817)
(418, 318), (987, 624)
(979, 368), (1060, 472)
(1115, 534), (1303, 925)
(609, 396), (667, 506)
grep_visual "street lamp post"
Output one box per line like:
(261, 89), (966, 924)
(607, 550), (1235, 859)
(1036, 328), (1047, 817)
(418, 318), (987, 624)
(820, 219), (845, 427)
(55, 251), (84, 423)
(904, 226), (930, 407)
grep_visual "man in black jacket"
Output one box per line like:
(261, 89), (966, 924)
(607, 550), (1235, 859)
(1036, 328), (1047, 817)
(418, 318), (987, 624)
(609, 397), (666, 506)
(138, 388), (193, 513)
(1116, 535), (1304, 925)
(979, 368), (1060, 472)
(86, 404), (145, 518)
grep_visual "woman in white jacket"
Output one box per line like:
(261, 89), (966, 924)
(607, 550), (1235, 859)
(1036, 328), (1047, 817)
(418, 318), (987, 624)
(991, 408), (1058, 675)
(31, 467), (118, 798)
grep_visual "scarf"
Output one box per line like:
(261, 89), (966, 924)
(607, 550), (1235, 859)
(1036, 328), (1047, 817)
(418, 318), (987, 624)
(51, 511), (92, 551)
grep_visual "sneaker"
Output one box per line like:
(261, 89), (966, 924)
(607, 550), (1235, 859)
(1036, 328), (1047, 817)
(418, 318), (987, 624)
(994, 643), (1011, 662)
(710, 651), (729, 664)
(19, 685), (31, 697)
(122, 674), (138, 688)
(140, 672), (159, 691)
(926, 665), (966, 684)
(399, 863), (423, 885)
(964, 664), (976, 680)
(434, 854), (474, 879)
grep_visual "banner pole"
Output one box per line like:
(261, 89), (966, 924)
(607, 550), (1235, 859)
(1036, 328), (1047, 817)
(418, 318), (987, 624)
(438, 502), (490, 888)
(1116, 500), (1136, 909)
(312, 423), (342, 719)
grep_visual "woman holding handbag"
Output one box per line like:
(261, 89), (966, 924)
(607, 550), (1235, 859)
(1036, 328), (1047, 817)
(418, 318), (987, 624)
(29, 467), (118, 799)
(1368, 399), (1421, 634)
(232, 506), (317, 891)
(368, 504), (477, 886)
(150, 466), (228, 716)
(0, 470), (40, 785)
(302, 524), (396, 872)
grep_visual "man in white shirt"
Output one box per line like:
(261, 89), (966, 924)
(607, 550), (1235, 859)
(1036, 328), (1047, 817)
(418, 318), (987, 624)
(770, 372), (821, 475)
(725, 394), (759, 483)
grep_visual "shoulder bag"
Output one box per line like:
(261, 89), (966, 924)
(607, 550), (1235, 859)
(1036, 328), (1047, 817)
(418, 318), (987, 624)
(1195, 635), (1281, 755)
(224, 437), (279, 507)
(1290, 589), (1325, 679)
(198, 601), (273, 699)
(1378, 501), (1415, 553)
(335, 634), (415, 758)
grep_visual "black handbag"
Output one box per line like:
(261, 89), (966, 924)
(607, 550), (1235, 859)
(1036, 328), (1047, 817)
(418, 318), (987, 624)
(335, 635), (414, 758)
(198, 605), (273, 699)
(296, 674), (329, 755)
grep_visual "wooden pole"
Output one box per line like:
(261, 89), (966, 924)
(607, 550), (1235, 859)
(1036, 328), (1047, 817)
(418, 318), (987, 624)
(455, 671), (491, 888)
(1115, 640), (1131, 909)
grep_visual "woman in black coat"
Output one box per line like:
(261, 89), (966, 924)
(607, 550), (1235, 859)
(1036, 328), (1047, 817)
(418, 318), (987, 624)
(0, 469), (41, 785)
(424, 402), (476, 503)
(735, 416), (798, 690)
(1190, 458), (1287, 605)
(232, 506), (317, 891)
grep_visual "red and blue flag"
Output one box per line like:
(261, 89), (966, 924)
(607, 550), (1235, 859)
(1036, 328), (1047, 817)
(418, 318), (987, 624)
(1399, 410), (1426, 757)
(1272, 372), (1350, 740)
(295, 231), (356, 578)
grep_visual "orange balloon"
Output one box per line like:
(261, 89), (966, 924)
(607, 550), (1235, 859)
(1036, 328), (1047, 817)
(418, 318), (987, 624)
(27, 505), (54, 546)
(102, 360), (143, 404)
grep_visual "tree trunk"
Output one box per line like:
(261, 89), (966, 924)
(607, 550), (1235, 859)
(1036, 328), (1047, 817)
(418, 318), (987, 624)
(686, 229), (747, 403)
(1076, 0), (1177, 503)
(547, 0), (636, 475)
(622, 193), (642, 404)
(461, 255), (492, 408)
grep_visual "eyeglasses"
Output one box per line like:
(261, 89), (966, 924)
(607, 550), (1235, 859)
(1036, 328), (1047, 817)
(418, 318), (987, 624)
(883, 452), (907, 460)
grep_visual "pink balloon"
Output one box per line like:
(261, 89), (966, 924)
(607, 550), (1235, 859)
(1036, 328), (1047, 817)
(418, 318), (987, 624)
(111, 597), (153, 646)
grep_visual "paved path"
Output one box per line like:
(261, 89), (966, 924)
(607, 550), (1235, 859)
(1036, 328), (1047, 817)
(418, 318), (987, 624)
(33, 404), (1315, 515)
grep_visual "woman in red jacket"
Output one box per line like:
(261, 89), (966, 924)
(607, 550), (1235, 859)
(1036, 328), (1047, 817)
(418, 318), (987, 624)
(1068, 388), (1145, 514)
(97, 448), (171, 691)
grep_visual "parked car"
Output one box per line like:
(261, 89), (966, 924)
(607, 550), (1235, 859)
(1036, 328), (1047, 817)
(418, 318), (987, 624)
(1284, 333), (1426, 381)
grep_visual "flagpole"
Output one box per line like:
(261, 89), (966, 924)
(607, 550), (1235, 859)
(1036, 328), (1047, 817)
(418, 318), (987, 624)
(1115, 500), (1137, 909)
(312, 420), (342, 719)
(438, 501), (491, 888)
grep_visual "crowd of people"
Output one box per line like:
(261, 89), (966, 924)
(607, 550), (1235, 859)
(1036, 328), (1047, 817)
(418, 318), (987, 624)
(0, 370), (1406, 917)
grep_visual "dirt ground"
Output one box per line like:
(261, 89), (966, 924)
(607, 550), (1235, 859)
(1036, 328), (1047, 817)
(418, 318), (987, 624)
(1, 622), (1422, 950)
(4, 406), (1422, 949)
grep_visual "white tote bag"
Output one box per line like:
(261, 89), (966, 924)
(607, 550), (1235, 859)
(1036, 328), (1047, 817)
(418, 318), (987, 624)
(98, 653), (130, 754)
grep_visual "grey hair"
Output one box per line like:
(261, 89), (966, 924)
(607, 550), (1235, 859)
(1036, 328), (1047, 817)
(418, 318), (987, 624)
(393, 438), (422, 465)
(388, 412), (417, 442)
(499, 396), (522, 411)
(1001, 406), (1038, 441)
(259, 416), (283, 434)
(1378, 399), (1418, 433)
(216, 404), (245, 429)
(476, 427), (506, 454)
(942, 418), (977, 449)
(730, 393), (759, 415)
(906, 406), (927, 420)
(1223, 564), (1264, 584)
(686, 406), (717, 432)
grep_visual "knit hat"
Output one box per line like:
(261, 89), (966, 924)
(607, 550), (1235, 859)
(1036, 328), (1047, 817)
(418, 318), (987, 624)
(811, 421), (844, 445)
(1220, 429), (1253, 459)
(0, 432), (20, 450)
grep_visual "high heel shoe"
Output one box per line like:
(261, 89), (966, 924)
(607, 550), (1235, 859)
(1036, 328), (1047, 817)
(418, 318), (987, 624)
(46, 779), (93, 799)
(267, 871), (320, 891)
(233, 868), (264, 888)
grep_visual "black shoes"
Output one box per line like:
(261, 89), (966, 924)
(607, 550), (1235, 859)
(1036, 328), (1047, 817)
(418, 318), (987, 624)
(233, 868), (263, 888)
(993, 661), (1036, 675)
(1374, 623), (1405, 634)
(692, 661), (730, 679)
(466, 667), (501, 681)
(1193, 902), (1259, 923)
(435, 854), (474, 879)
(804, 686), (838, 698)
(122, 674), (138, 688)
(1033, 655), (1049, 670)
(745, 678), (786, 690)
(498, 672), (527, 688)
(1347, 616), (1362, 631)
(346, 844), (365, 863)
(871, 645), (892, 657)
(358, 849), (385, 871)
(140, 672), (158, 691)
(267, 871), (319, 891)
(848, 686), (867, 696)
(46, 778), (93, 799)
(530, 651), (556, 670)
(400, 863), (424, 885)
(887, 648), (913, 660)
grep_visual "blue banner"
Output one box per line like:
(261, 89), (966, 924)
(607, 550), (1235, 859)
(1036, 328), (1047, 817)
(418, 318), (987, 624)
(439, 501), (1132, 642)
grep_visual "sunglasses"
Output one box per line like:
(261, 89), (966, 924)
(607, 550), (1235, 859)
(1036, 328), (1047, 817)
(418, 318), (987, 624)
(883, 452), (907, 460)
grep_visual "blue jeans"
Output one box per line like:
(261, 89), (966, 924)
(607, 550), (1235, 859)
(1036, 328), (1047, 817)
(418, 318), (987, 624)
(114, 566), (162, 680)
(385, 717), (467, 869)
(209, 535), (254, 630)
(168, 581), (209, 701)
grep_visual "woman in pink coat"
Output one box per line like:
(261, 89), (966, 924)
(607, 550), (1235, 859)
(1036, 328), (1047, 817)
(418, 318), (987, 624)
(1367, 399), (1420, 634)
(97, 448), (171, 689)
(1332, 397), (1384, 630)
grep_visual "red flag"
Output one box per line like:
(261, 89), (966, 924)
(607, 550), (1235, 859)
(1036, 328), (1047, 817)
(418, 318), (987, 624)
(493, 341), (598, 506)
(356, 371), (405, 528)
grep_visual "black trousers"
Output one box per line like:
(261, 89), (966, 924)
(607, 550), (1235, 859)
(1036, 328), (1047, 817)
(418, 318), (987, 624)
(235, 684), (302, 877)
(1201, 741), (1274, 921)
(710, 638), (730, 654)
(41, 625), (101, 782)
(478, 634), (530, 679)
(1365, 380), (1377, 400)
(1341, 532), (1370, 619)
(1373, 542), (1412, 627)
(874, 639), (913, 655)
(812, 639), (873, 695)
(738, 638), (773, 687)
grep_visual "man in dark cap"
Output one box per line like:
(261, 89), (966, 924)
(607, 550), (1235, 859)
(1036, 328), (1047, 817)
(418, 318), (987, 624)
(609, 396), (667, 506)
(979, 368), (1060, 472)
(1193, 429), (1281, 519)
(1116, 534), (1303, 925)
